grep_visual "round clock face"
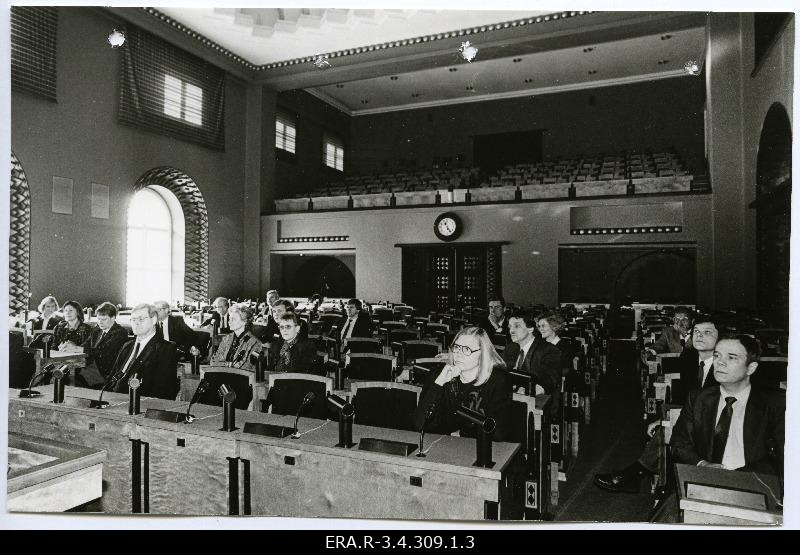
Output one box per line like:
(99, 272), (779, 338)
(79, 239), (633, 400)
(434, 213), (462, 241)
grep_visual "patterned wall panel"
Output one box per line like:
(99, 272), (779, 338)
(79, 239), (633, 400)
(9, 150), (31, 314)
(486, 246), (501, 302)
(134, 167), (209, 303)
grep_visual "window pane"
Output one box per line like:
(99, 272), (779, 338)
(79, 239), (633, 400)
(276, 118), (296, 153)
(183, 82), (203, 126)
(145, 230), (171, 270)
(163, 75), (182, 118)
(126, 188), (175, 306)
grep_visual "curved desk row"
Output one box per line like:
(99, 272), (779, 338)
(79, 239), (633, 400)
(9, 387), (531, 520)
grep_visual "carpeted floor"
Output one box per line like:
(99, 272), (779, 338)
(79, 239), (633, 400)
(552, 371), (658, 523)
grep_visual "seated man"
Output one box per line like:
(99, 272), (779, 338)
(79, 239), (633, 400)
(479, 296), (510, 341)
(339, 298), (374, 349)
(267, 313), (318, 374)
(671, 334), (784, 475)
(153, 300), (197, 357)
(594, 317), (721, 493)
(502, 310), (561, 396)
(265, 299), (308, 341)
(200, 297), (232, 333)
(80, 302), (128, 388)
(646, 306), (693, 355)
(112, 303), (179, 400)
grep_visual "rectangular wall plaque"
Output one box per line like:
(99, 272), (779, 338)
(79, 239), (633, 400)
(52, 176), (73, 215)
(91, 183), (109, 219)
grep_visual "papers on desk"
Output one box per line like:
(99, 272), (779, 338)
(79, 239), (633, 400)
(49, 349), (84, 357)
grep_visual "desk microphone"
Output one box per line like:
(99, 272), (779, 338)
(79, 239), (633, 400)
(184, 378), (210, 423)
(292, 391), (316, 437)
(91, 366), (127, 408)
(416, 402), (437, 457)
(41, 334), (53, 358)
(19, 363), (57, 398)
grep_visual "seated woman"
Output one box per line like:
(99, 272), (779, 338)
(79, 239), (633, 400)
(536, 311), (576, 376)
(210, 303), (263, 370)
(52, 300), (93, 352)
(267, 312), (318, 373)
(32, 295), (64, 331)
(413, 326), (512, 442)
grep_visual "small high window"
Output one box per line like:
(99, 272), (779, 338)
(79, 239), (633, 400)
(324, 134), (344, 171)
(163, 75), (203, 126)
(276, 113), (296, 154)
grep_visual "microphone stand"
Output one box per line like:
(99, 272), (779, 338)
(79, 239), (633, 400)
(218, 384), (237, 431)
(184, 378), (210, 423)
(292, 392), (316, 438)
(19, 363), (56, 398)
(128, 374), (142, 415)
(416, 403), (437, 458)
(327, 393), (355, 448)
(51, 365), (70, 404)
(455, 404), (496, 468)
(90, 368), (126, 408)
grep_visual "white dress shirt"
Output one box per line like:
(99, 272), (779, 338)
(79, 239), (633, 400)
(341, 316), (358, 341)
(716, 384), (751, 470)
(122, 330), (156, 374)
(699, 355), (714, 385)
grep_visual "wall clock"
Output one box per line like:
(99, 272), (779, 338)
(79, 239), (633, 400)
(434, 212), (463, 242)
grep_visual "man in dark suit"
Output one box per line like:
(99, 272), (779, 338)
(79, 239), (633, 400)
(267, 312), (318, 374)
(200, 297), (232, 333)
(479, 296), (510, 341)
(671, 334), (784, 475)
(594, 317), (721, 493)
(265, 299), (308, 341)
(502, 310), (561, 396)
(112, 303), (179, 400)
(80, 302), (128, 388)
(154, 300), (197, 356)
(646, 306), (693, 355)
(339, 298), (373, 349)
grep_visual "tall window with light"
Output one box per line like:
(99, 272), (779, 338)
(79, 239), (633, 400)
(276, 112), (296, 154)
(126, 187), (185, 306)
(324, 133), (344, 171)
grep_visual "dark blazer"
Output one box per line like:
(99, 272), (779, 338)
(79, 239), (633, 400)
(267, 337), (318, 374)
(32, 314), (63, 331)
(156, 314), (197, 354)
(340, 311), (374, 341)
(112, 336), (179, 400)
(84, 322), (129, 381)
(479, 316), (510, 340)
(677, 348), (719, 392)
(502, 339), (562, 395)
(413, 364), (512, 442)
(652, 326), (689, 354)
(671, 386), (785, 474)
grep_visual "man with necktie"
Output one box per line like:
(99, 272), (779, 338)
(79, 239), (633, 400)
(339, 298), (373, 351)
(200, 297), (232, 333)
(112, 303), (179, 400)
(153, 300), (197, 357)
(646, 306), (693, 355)
(80, 302), (128, 388)
(501, 310), (561, 396)
(594, 317), (721, 493)
(671, 335), (784, 474)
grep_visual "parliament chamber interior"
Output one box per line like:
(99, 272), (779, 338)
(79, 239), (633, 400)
(5, 6), (795, 526)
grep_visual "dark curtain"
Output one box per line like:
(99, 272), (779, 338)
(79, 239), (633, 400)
(11, 6), (58, 102)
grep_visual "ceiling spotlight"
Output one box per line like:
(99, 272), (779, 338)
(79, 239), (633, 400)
(459, 41), (479, 63)
(313, 55), (331, 70)
(108, 29), (125, 48)
(684, 60), (700, 76)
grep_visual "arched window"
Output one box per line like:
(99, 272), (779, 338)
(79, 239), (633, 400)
(126, 186), (185, 306)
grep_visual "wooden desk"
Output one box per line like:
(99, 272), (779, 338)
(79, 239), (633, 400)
(8, 432), (106, 512)
(9, 387), (524, 519)
(675, 463), (783, 525)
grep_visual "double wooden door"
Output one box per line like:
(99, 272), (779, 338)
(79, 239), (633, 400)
(401, 245), (502, 313)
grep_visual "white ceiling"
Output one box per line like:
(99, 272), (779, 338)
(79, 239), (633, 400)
(154, 8), (707, 115)
(313, 26), (707, 115)
(157, 7), (547, 65)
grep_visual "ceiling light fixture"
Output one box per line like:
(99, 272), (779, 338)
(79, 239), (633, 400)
(313, 55), (331, 70)
(684, 60), (701, 75)
(459, 41), (478, 63)
(108, 29), (125, 48)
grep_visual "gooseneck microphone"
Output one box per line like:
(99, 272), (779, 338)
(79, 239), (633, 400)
(19, 362), (57, 398)
(292, 391), (316, 437)
(184, 378), (210, 423)
(90, 366), (127, 408)
(51, 364), (70, 404)
(416, 402), (438, 458)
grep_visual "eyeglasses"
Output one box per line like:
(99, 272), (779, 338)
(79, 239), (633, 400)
(692, 329), (716, 337)
(278, 324), (297, 331)
(130, 317), (151, 324)
(674, 316), (691, 323)
(450, 343), (480, 356)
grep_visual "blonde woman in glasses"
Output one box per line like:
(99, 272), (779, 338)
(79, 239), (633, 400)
(413, 326), (512, 441)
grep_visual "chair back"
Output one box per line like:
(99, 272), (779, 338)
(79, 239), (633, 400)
(345, 337), (383, 354)
(351, 381), (421, 431)
(346, 353), (397, 381)
(388, 328), (418, 344)
(401, 340), (440, 363)
(750, 357), (788, 390)
(409, 358), (446, 386)
(199, 365), (256, 410)
(266, 372), (333, 420)
(372, 307), (394, 323)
